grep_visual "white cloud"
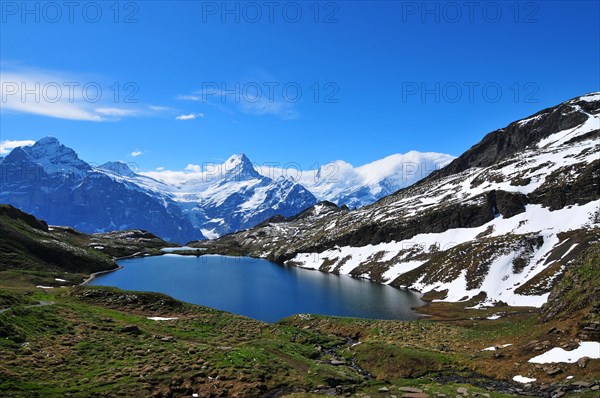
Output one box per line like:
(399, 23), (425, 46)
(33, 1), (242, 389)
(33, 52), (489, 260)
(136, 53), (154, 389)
(95, 107), (141, 117)
(141, 163), (221, 186)
(142, 169), (204, 185)
(176, 95), (202, 101)
(0, 67), (150, 122)
(0, 139), (35, 155)
(131, 150), (143, 157)
(240, 98), (298, 120)
(177, 87), (298, 120)
(184, 164), (202, 172)
(148, 105), (175, 112)
(175, 113), (204, 120)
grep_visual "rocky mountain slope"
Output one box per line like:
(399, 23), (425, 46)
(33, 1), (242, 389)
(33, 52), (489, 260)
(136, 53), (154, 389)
(193, 92), (600, 308)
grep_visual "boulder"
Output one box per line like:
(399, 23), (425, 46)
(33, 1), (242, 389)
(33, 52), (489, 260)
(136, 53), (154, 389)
(119, 325), (141, 334)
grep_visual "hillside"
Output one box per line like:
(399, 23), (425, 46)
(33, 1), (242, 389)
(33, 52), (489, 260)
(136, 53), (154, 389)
(192, 93), (600, 308)
(0, 204), (168, 288)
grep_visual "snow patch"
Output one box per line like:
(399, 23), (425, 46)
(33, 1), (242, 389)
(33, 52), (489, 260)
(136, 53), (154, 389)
(528, 342), (600, 364)
(513, 375), (537, 383)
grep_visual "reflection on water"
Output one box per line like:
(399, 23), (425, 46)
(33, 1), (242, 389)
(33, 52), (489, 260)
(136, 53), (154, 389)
(90, 254), (424, 323)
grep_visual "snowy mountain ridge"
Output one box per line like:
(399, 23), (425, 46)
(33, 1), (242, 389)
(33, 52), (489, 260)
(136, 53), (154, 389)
(253, 151), (456, 208)
(193, 92), (600, 308)
(0, 142), (319, 241)
(0, 139), (201, 243)
(1, 139), (448, 241)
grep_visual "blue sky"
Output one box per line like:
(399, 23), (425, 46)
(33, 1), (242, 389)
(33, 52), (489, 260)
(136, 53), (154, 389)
(1, 1), (598, 172)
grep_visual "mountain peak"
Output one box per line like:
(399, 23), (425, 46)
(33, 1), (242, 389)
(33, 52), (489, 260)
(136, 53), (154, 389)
(222, 153), (261, 180)
(99, 161), (136, 177)
(35, 136), (61, 147)
(29, 136), (68, 156)
(2, 146), (33, 163)
(22, 137), (91, 178)
(225, 153), (251, 166)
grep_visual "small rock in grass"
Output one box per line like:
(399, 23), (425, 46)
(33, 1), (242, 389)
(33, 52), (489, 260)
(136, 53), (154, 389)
(457, 387), (468, 395)
(399, 387), (423, 393)
(119, 325), (141, 334)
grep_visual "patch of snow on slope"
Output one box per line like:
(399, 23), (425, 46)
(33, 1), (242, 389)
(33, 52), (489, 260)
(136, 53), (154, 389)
(578, 92), (600, 102)
(513, 376), (537, 383)
(382, 261), (424, 284)
(289, 201), (598, 307)
(201, 229), (220, 240)
(537, 111), (599, 149)
(528, 342), (600, 364)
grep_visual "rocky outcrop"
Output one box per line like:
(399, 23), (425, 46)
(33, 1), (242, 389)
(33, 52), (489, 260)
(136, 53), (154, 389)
(0, 204), (170, 278)
(529, 159), (600, 210)
(493, 190), (529, 218)
(426, 96), (596, 181)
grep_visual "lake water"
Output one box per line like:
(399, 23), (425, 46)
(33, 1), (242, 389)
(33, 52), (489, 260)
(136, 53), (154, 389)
(89, 254), (424, 323)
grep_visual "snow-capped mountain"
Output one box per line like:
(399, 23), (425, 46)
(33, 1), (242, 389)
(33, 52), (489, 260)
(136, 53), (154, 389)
(0, 138), (201, 243)
(0, 142), (317, 241)
(278, 151), (456, 208)
(193, 92), (600, 308)
(152, 154), (318, 238)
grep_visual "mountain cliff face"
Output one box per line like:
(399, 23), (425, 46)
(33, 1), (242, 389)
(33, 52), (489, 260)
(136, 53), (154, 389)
(194, 93), (600, 308)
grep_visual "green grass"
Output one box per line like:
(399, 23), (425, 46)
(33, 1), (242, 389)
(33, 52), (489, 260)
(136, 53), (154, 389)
(2, 284), (598, 397)
(1, 204), (598, 397)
